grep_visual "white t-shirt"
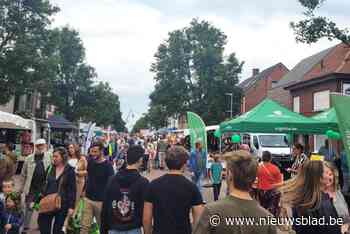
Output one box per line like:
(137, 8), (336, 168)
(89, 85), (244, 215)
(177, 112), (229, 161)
(68, 158), (78, 169)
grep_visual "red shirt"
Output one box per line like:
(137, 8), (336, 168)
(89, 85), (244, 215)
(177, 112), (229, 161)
(257, 162), (282, 191)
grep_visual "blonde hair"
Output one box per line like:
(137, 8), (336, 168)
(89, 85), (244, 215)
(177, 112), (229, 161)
(323, 161), (339, 192)
(281, 160), (324, 214)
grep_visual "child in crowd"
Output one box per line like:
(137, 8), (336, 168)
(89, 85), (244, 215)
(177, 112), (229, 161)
(0, 180), (15, 203)
(2, 192), (23, 234)
(210, 155), (223, 201)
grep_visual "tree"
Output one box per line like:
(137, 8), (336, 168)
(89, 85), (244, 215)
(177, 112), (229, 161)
(132, 114), (149, 133)
(149, 30), (191, 118)
(0, 0), (60, 104)
(46, 26), (97, 122)
(150, 19), (243, 126)
(83, 82), (125, 131)
(291, 0), (350, 45)
(147, 105), (168, 129)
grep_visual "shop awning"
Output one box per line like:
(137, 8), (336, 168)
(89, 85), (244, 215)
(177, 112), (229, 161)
(220, 99), (337, 135)
(48, 115), (77, 130)
(0, 111), (30, 130)
(311, 108), (338, 130)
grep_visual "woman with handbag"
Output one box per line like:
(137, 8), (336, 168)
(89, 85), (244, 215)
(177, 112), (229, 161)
(256, 151), (283, 217)
(38, 147), (76, 234)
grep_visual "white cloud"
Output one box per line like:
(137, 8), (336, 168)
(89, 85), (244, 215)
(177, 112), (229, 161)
(51, 0), (347, 129)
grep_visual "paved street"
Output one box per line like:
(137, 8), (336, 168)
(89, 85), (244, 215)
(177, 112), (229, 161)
(25, 169), (226, 234)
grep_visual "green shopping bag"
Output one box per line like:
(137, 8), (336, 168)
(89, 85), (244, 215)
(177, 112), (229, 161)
(67, 199), (85, 234)
(67, 199), (100, 234)
(89, 221), (100, 234)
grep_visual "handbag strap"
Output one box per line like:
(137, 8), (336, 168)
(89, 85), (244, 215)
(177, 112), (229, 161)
(42, 164), (53, 195)
(262, 163), (274, 179)
(43, 165), (65, 195)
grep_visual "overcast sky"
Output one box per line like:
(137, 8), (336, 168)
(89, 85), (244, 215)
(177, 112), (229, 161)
(51, 0), (349, 129)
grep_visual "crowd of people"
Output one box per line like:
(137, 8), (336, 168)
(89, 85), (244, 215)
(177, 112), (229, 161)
(0, 132), (348, 234)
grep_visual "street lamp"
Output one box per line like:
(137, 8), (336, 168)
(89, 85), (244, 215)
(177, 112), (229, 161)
(225, 93), (233, 119)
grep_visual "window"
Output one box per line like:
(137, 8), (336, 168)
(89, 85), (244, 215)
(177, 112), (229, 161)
(258, 135), (289, 148)
(293, 96), (300, 113)
(272, 80), (278, 88)
(36, 93), (41, 109)
(242, 97), (246, 113)
(313, 90), (330, 111)
(314, 135), (327, 152)
(253, 136), (259, 149)
(343, 83), (350, 96)
(25, 94), (33, 111)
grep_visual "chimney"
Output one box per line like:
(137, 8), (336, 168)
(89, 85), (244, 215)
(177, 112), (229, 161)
(252, 68), (260, 76)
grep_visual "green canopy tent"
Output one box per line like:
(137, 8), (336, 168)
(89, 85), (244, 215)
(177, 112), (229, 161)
(311, 108), (339, 131)
(220, 99), (337, 134)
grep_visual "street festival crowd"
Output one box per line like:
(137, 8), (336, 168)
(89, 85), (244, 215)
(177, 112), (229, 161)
(0, 132), (349, 234)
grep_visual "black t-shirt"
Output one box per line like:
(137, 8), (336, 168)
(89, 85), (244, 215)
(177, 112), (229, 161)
(101, 169), (149, 233)
(145, 174), (203, 234)
(86, 159), (114, 201)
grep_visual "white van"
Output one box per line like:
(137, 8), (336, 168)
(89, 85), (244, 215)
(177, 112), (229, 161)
(243, 133), (291, 162)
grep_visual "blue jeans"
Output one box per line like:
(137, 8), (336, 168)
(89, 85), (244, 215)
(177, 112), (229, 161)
(108, 229), (142, 234)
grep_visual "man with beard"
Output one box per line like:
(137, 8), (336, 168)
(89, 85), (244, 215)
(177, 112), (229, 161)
(80, 142), (114, 234)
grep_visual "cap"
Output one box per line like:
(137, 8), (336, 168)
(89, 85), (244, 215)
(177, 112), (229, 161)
(35, 139), (46, 145)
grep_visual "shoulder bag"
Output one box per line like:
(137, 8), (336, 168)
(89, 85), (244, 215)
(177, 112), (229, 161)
(39, 165), (63, 214)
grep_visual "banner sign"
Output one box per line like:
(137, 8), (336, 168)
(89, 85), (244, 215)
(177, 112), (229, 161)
(84, 122), (96, 155)
(331, 94), (350, 168)
(187, 112), (207, 152)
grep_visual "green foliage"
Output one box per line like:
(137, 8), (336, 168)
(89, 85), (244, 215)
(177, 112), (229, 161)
(132, 114), (149, 133)
(149, 19), (243, 128)
(147, 105), (168, 129)
(80, 81), (125, 131)
(291, 0), (350, 45)
(0, 0), (59, 104)
(0, 1), (126, 131)
(42, 26), (97, 122)
(298, 0), (325, 11)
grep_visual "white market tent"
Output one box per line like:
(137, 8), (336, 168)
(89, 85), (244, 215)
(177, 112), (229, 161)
(0, 110), (30, 130)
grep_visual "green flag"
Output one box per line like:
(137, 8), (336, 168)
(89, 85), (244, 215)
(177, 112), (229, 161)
(331, 94), (350, 167)
(187, 112), (207, 152)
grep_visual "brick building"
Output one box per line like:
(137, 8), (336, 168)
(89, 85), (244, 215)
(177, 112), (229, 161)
(269, 43), (350, 151)
(239, 63), (289, 113)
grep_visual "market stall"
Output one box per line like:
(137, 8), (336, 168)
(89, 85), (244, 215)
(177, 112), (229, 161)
(48, 115), (78, 147)
(311, 108), (338, 127)
(0, 110), (30, 144)
(220, 99), (337, 135)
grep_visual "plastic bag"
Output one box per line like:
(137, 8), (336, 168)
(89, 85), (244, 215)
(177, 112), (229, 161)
(67, 199), (85, 234)
(89, 220), (100, 234)
(66, 199), (100, 234)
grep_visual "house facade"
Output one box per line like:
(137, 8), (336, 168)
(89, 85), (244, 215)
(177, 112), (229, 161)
(240, 63), (289, 113)
(269, 43), (350, 151)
